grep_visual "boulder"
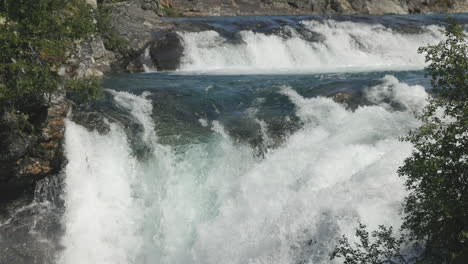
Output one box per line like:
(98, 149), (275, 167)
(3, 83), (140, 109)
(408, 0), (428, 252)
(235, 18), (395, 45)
(149, 32), (185, 71)
(330, 91), (353, 104)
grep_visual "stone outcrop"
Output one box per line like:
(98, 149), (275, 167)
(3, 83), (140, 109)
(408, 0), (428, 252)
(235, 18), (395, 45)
(168, 0), (467, 16)
(0, 98), (70, 205)
(0, 95), (69, 264)
(67, 37), (116, 77)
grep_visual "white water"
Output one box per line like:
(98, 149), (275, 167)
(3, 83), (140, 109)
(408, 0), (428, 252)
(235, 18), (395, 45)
(177, 20), (443, 73)
(59, 121), (142, 264)
(60, 75), (427, 264)
(142, 47), (158, 73)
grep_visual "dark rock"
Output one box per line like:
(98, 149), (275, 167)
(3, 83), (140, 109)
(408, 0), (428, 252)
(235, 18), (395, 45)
(149, 32), (185, 71)
(70, 110), (111, 134)
(0, 95), (68, 264)
(0, 175), (64, 264)
(0, 100), (70, 204)
(330, 91), (353, 104)
(327, 90), (365, 110)
(0, 113), (31, 163)
(68, 92), (154, 159)
(454, 247), (468, 264)
(287, 1), (300, 9)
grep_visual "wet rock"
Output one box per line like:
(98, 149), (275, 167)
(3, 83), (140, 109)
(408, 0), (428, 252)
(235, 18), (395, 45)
(0, 175), (64, 264)
(0, 100), (70, 204)
(0, 96), (68, 264)
(329, 91), (353, 104)
(70, 110), (111, 134)
(149, 32), (185, 71)
(68, 92), (154, 159)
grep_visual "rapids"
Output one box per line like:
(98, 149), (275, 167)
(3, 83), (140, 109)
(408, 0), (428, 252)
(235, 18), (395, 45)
(57, 14), (466, 264)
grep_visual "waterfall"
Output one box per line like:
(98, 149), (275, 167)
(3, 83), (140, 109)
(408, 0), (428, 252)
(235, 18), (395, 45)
(177, 20), (443, 73)
(60, 75), (426, 264)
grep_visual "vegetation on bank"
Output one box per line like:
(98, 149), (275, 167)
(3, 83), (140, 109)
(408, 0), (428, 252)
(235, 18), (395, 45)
(0, 0), (102, 114)
(331, 20), (467, 264)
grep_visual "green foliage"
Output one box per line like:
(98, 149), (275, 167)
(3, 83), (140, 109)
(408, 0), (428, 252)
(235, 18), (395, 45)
(16, 111), (33, 133)
(0, 0), (100, 112)
(161, 5), (182, 17)
(399, 21), (467, 263)
(96, 2), (130, 54)
(331, 223), (413, 264)
(418, 19), (467, 104)
(332, 20), (468, 264)
(66, 77), (102, 102)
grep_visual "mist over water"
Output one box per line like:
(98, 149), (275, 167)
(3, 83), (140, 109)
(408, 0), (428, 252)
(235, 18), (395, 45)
(58, 14), (461, 264)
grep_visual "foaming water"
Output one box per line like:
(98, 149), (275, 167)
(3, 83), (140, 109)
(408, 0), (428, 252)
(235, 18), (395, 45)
(177, 20), (443, 73)
(60, 75), (426, 264)
(60, 121), (142, 264)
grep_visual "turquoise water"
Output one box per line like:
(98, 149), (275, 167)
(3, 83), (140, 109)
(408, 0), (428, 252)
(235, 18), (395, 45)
(103, 71), (429, 146)
(59, 14), (462, 264)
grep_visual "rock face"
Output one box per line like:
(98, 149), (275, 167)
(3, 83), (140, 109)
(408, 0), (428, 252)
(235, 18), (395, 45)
(0, 98), (70, 205)
(169, 0), (467, 15)
(67, 36), (116, 77)
(0, 96), (69, 264)
(0, 175), (64, 264)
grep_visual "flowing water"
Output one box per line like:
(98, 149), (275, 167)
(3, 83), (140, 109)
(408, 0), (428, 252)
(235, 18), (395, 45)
(57, 14), (466, 264)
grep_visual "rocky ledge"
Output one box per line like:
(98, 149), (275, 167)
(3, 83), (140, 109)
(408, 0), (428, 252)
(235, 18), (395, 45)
(0, 98), (70, 207)
(168, 0), (467, 16)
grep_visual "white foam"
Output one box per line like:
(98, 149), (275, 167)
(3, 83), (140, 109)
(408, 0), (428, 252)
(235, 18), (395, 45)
(188, 84), (422, 264)
(177, 20), (443, 74)
(61, 76), (428, 263)
(365, 75), (429, 112)
(142, 47), (158, 73)
(59, 121), (142, 264)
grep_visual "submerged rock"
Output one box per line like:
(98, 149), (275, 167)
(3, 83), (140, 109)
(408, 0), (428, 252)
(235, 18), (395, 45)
(330, 91), (353, 105)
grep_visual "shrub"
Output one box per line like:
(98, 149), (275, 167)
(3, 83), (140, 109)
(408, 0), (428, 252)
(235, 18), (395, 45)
(0, 0), (100, 113)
